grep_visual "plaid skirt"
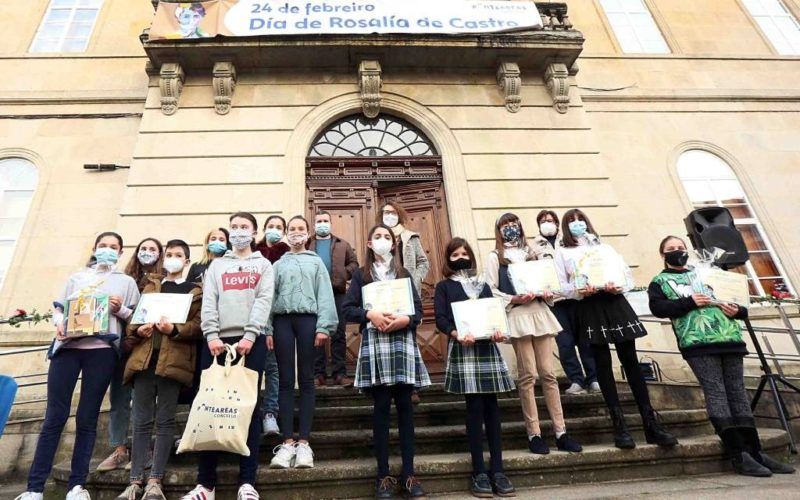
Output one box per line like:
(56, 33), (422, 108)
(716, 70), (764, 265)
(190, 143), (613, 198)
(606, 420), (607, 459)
(445, 338), (515, 395)
(354, 327), (432, 390)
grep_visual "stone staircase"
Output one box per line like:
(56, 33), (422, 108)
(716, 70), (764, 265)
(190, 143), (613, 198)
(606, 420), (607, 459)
(50, 382), (791, 499)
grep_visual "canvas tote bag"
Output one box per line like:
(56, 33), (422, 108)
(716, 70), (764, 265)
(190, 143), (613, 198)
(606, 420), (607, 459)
(177, 343), (258, 455)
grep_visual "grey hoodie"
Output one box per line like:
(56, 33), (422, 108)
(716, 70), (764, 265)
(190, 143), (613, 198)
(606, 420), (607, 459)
(201, 250), (274, 343)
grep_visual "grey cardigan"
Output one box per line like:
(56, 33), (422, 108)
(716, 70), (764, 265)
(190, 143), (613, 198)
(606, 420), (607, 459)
(399, 230), (430, 295)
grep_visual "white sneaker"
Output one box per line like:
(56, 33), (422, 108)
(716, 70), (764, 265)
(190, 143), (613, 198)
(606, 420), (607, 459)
(114, 484), (142, 500)
(269, 442), (296, 469)
(237, 483), (260, 499)
(65, 486), (91, 500)
(589, 381), (602, 393)
(262, 413), (280, 436)
(180, 485), (215, 500)
(14, 493), (43, 500)
(294, 442), (315, 469)
(564, 382), (587, 395)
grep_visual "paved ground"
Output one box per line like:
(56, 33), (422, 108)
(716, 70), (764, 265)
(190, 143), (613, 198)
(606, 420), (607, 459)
(1, 472), (798, 499)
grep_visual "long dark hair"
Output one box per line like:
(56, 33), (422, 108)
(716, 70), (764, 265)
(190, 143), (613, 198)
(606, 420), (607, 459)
(86, 231), (124, 267)
(361, 224), (409, 285)
(494, 212), (528, 265)
(258, 214), (287, 247)
(560, 208), (600, 248)
(124, 237), (164, 287)
(442, 237), (477, 278)
(229, 211), (258, 250)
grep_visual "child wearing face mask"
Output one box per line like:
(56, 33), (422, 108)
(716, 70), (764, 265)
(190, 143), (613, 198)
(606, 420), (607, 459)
(17, 232), (140, 500)
(125, 238), (165, 293)
(118, 240), (203, 500)
(555, 209), (677, 450)
(186, 212), (273, 500)
(267, 215), (337, 470)
(433, 237), (516, 498)
(648, 236), (794, 477)
(255, 215), (290, 264)
(342, 224), (430, 499)
(187, 228), (230, 284)
(486, 213), (583, 456)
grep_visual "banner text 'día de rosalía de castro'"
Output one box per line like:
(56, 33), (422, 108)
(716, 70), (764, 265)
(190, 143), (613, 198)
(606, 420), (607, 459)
(148, 0), (543, 40)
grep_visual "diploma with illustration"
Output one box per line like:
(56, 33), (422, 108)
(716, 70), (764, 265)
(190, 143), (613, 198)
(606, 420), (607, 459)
(451, 297), (511, 340)
(508, 259), (562, 295)
(693, 268), (750, 306)
(131, 293), (194, 324)
(362, 277), (416, 316)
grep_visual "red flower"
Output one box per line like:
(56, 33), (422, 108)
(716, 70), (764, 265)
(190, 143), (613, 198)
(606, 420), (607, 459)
(12, 309), (26, 317)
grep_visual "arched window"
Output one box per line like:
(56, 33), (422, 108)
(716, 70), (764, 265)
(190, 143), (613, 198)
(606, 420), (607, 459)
(677, 150), (794, 298)
(308, 115), (437, 157)
(0, 159), (38, 286)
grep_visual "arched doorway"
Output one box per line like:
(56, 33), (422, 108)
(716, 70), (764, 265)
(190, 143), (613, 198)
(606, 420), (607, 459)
(306, 114), (452, 374)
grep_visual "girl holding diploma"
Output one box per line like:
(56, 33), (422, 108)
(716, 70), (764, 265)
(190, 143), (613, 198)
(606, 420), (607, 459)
(648, 236), (794, 476)
(434, 237), (516, 498)
(342, 224), (430, 499)
(486, 213), (582, 455)
(555, 208), (677, 450)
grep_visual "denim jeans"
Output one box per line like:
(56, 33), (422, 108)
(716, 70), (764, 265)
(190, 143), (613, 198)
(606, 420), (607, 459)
(130, 358), (181, 482)
(261, 347), (279, 416)
(552, 300), (597, 386)
(27, 348), (117, 492)
(108, 355), (132, 448)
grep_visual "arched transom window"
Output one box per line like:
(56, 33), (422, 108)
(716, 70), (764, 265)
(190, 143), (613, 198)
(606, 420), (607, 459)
(677, 149), (794, 298)
(308, 115), (437, 157)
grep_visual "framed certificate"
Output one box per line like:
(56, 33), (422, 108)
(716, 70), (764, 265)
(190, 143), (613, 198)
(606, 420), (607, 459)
(132, 293), (193, 324)
(362, 278), (416, 316)
(573, 245), (628, 289)
(508, 259), (561, 295)
(65, 294), (110, 338)
(452, 298), (511, 340)
(695, 268), (750, 306)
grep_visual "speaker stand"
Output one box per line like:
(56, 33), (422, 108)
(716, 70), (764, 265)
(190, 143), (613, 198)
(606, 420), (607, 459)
(745, 317), (800, 454)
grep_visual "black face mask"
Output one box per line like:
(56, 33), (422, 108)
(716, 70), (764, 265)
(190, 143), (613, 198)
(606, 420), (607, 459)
(450, 258), (472, 271)
(664, 250), (689, 267)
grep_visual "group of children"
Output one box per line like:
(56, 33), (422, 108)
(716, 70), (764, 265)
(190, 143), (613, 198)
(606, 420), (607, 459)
(14, 205), (793, 500)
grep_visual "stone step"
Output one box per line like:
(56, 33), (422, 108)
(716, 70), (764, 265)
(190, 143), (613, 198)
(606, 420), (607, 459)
(50, 429), (791, 499)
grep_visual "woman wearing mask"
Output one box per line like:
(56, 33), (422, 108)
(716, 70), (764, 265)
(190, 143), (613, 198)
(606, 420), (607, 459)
(16, 232), (140, 500)
(556, 209), (677, 450)
(267, 216), (337, 470)
(255, 215), (290, 264)
(648, 236), (794, 476)
(186, 229), (230, 284)
(342, 224), (429, 499)
(182, 212), (273, 500)
(97, 237), (164, 473)
(486, 213), (582, 455)
(535, 210), (599, 396)
(377, 202), (429, 295)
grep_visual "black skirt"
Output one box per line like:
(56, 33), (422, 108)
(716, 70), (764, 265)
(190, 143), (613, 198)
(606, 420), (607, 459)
(575, 292), (647, 345)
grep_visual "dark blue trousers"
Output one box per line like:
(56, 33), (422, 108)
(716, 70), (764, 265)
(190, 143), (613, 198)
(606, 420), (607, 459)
(552, 300), (597, 386)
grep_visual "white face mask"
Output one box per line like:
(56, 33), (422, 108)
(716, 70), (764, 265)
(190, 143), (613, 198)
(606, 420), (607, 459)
(371, 238), (393, 257)
(229, 228), (254, 250)
(163, 257), (185, 274)
(137, 250), (158, 266)
(382, 213), (399, 228)
(539, 222), (558, 237)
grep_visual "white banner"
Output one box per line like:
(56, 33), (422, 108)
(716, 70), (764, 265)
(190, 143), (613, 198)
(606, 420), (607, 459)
(150, 0), (543, 40)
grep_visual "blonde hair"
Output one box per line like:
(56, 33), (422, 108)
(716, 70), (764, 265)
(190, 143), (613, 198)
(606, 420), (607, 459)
(199, 228), (230, 265)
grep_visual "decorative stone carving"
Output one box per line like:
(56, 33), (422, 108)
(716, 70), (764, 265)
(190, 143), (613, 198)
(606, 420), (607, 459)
(358, 60), (382, 119)
(212, 62), (237, 115)
(496, 62), (522, 113)
(544, 62), (570, 114)
(159, 63), (185, 116)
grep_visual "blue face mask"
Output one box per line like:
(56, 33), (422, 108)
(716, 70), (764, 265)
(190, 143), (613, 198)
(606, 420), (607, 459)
(568, 220), (588, 237)
(94, 247), (119, 266)
(265, 228), (283, 244)
(208, 241), (227, 255)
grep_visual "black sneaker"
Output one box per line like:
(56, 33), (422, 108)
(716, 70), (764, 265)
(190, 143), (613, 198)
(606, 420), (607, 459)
(470, 473), (493, 498)
(556, 433), (583, 453)
(491, 472), (516, 497)
(754, 452), (796, 474)
(376, 476), (397, 499)
(528, 435), (550, 455)
(402, 475), (426, 498)
(732, 452), (772, 477)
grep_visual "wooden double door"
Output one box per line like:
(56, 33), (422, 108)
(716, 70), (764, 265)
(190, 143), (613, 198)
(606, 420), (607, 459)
(306, 157), (452, 374)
